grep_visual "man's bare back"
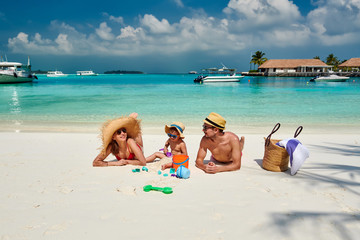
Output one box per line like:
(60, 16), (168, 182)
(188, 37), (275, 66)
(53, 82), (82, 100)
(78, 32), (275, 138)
(203, 132), (242, 163)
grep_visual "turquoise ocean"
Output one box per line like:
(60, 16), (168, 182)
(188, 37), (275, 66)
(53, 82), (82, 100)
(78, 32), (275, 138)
(0, 74), (359, 133)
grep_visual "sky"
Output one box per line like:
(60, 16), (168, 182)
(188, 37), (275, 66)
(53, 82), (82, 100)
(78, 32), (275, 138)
(1, 0), (360, 73)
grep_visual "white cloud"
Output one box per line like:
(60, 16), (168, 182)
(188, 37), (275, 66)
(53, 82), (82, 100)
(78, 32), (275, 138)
(117, 26), (143, 39)
(224, 0), (301, 26)
(173, 0), (184, 8)
(307, 0), (360, 45)
(110, 15), (124, 24)
(140, 14), (174, 34)
(95, 22), (115, 40)
(6, 0), (360, 57)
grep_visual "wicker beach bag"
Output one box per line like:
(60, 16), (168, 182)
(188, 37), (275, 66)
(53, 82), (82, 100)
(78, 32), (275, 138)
(262, 123), (303, 172)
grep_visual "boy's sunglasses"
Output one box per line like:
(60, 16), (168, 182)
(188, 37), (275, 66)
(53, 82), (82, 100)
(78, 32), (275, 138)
(167, 133), (178, 139)
(116, 128), (127, 135)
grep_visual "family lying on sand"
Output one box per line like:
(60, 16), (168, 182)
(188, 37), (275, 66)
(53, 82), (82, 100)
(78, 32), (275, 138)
(93, 112), (245, 174)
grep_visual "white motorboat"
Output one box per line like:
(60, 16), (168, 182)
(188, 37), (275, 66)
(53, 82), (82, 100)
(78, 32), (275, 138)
(76, 70), (98, 76)
(194, 65), (244, 83)
(310, 74), (350, 82)
(47, 71), (67, 77)
(0, 57), (37, 84)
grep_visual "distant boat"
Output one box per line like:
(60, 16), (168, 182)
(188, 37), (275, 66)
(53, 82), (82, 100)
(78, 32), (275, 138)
(47, 71), (67, 77)
(0, 57), (37, 84)
(310, 74), (350, 82)
(76, 70), (98, 76)
(194, 65), (244, 83)
(188, 71), (197, 74)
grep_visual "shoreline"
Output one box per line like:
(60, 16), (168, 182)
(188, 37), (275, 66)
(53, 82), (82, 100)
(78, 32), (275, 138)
(1, 120), (360, 134)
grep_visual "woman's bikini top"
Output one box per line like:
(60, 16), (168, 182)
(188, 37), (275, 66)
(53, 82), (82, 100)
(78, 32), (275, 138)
(115, 143), (142, 160)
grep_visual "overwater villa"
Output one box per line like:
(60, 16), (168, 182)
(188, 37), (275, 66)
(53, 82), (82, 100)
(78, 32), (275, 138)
(338, 58), (360, 72)
(258, 59), (332, 76)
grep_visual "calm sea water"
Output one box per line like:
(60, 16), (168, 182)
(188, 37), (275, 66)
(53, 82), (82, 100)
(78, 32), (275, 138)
(0, 74), (359, 132)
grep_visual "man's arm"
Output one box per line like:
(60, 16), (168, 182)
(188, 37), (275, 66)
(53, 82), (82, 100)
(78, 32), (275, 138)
(195, 138), (208, 172)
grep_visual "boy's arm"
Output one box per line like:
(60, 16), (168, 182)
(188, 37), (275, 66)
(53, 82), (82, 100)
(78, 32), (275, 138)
(180, 141), (188, 155)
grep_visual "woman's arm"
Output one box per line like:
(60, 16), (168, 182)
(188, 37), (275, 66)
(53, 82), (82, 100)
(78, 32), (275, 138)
(93, 146), (129, 167)
(126, 138), (147, 166)
(93, 147), (111, 167)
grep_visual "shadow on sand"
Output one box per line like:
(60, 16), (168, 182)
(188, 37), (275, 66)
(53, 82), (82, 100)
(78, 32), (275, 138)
(309, 142), (360, 156)
(268, 211), (360, 240)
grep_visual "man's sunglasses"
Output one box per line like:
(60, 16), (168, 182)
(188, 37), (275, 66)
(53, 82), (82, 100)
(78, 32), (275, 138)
(167, 133), (178, 139)
(202, 125), (214, 131)
(116, 128), (127, 135)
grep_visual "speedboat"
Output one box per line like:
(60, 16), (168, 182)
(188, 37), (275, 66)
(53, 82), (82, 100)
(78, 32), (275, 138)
(0, 57), (37, 84)
(47, 71), (67, 77)
(310, 74), (350, 82)
(76, 70), (98, 76)
(194, 65), (244, 83)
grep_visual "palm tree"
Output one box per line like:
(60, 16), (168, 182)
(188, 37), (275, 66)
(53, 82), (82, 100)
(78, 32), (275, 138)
(326, 53), (340, 66)
(326, 53), (341, 71)
(313, 56), (320, 60)
(250, 51), (268, 70)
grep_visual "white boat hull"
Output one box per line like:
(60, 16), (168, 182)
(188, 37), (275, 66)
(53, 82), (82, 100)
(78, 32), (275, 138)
(202, 75), (244, 83)
(311, 75), (350, 82)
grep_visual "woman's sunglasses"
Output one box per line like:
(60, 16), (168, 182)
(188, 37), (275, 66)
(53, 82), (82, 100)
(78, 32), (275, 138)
(116, 128), (127, 135)
(167, 133), (178, 139)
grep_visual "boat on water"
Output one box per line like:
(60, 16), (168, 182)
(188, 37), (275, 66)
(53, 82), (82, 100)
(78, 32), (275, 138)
(0, 57), (37, 84)
(76, 70), (98, 76)
(310, 74), (350, 82)
(47, 71), (67, 77)
(194, 65), (244, 83)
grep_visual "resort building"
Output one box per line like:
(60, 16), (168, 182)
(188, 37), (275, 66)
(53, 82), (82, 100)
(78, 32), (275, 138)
(258, 59), (332, 76)
(338, 58), (360, 72)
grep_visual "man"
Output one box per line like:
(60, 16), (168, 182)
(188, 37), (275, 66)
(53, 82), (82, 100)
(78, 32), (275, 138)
(195, 112), (244, 174)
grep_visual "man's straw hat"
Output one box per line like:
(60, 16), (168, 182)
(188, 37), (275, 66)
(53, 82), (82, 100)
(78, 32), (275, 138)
(203, 112), (226, 130)
(165, 122), (185, 138)
(100, 116), (141, 153)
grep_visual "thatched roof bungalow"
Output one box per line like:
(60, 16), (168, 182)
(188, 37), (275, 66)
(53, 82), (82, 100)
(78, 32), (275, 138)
(338, 58), (360, 72)
(258, 59), (331, 74)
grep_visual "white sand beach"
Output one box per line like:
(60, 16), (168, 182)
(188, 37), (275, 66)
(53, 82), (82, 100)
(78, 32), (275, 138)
(0, 130), (359, 240)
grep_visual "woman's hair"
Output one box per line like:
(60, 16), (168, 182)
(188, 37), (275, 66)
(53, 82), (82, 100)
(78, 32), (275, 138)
(110, 140), (119, 156)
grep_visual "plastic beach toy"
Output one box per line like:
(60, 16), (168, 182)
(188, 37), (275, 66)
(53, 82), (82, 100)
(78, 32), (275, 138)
(159, 148), (172, 157)
(143, 185), (173, 194)
(172, 155), (189, 171)
(176, 165), (190, 179)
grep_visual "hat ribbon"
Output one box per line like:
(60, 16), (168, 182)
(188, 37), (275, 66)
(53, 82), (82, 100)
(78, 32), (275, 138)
(205, 117), (224, 130)
(171, 124), (183, 133)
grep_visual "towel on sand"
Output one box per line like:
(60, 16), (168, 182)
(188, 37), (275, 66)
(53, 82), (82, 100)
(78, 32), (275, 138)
(277, 138), (310, 175)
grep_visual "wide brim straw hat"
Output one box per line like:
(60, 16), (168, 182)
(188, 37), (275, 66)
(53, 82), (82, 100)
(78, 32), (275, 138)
(100, 116), (141, 153)
(203, 112), (226, 130)
(165, 121), (185, 138)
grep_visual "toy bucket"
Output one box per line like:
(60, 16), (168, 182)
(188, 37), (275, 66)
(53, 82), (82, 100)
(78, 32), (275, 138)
(172, 155), (189, 171)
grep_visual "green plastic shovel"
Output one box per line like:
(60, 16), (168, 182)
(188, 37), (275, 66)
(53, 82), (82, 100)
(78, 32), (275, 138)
(143, 185), (173, 194)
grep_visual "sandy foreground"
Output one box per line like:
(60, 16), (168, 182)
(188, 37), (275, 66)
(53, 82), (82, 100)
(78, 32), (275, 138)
(0, 131), (359, 240)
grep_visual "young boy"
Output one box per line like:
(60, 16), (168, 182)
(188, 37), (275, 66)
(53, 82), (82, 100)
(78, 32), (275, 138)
(146, 121), (188, 170)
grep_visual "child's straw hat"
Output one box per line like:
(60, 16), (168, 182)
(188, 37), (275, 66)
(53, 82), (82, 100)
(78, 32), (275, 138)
(165, 122), (185, 138)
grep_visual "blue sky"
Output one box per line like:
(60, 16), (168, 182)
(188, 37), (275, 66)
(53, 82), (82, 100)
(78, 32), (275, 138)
(1, 0), (359, 73)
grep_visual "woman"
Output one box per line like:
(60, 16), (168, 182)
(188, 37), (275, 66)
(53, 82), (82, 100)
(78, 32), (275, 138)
(93, 113), (146, 167)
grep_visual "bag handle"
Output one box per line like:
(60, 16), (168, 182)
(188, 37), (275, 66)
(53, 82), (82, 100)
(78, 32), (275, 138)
(294, 126), (303, 138)
(265, 123), (281, 146)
